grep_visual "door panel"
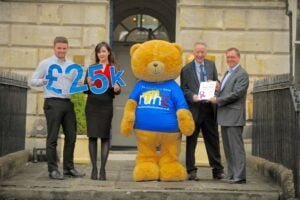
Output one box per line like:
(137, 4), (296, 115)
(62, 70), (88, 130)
(111, 42), (137, 148)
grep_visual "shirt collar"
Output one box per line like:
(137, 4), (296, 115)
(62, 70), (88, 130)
(53, 55), (66, 63)
(228, 64), (239, 73)
(194, 59), (204, 67)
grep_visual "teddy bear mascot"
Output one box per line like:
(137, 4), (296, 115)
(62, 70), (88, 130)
(120, 40), (195, 181)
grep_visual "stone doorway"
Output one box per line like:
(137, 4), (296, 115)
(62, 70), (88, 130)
(110, 0), (176, 148)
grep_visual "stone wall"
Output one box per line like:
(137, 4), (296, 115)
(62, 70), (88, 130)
(177, 0), (289, 119)
(0, 0), (290, 150)
(0, 0), (110, 147)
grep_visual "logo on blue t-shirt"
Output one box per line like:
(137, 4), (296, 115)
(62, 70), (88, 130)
(129, 80), (188, 132)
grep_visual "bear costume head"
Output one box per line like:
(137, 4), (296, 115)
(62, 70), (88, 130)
(130, 40), (183, 82)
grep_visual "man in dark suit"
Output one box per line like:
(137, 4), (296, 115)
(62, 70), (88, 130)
(180, 42), (224, 180)
(209, 47), (249, 184)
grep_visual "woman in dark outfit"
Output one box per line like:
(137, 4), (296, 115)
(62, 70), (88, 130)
(84, 42), (121, 180)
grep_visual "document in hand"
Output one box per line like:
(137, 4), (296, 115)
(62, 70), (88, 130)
(198, 81), (216, 100)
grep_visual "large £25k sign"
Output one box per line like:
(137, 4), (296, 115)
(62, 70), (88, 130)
(45, 64), (126, 94)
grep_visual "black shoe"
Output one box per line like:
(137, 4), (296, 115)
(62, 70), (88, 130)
(228, 179), (246, 184)
(64, 169), (85, 177)
(99, 168), (106, 180)
(221, 175), (233, 182)
(213, 173), (225, 180)
(187, 171), (200, 181)
(91, 168), (98, 180)
(49, 170), (64, 180)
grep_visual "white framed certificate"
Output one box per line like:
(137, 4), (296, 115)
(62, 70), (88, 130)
(198, 81), (216, 100)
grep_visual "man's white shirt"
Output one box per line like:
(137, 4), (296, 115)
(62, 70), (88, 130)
(29, 55), (75, 99)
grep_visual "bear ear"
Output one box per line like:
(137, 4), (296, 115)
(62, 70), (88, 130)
(173, 43), (183, 54)
(130, 43), (141, 56)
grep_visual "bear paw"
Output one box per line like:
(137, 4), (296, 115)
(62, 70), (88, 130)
(133, 162), (159, 182)
(159, 162), (187, 181)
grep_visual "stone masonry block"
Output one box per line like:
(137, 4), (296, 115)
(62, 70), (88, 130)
(179, 30), (273, 52)
(10, 48), (38, 69)
(26, 115), (47, 137)
(179, 30), (204, 51)
(25, 137), (46, 151)
(247, 9), (288, 30)
(179, 7), (223, 29)
(26, 92), (37, 115)
(11, 25), (82, 47)
(0, 47), (10, 68)
(245, 54), (289, 75)
(272, 32), (289, 53)
(68, 48), (94, 67)
(214, 53), (227, 74)
(82, 27), (107, 47)
(10, 2), (38, 23)
(37, 93), (45, 115)
(62, 4), (107, 25)
(39, 4), (61, 24)
(0, 25), (9, 45)
(0, 2), (11, 22)
(38, 48), (54, 63)
(203, 31), (273, 53)
(180, 0), (285, 8)
(223, 9), (246, 29)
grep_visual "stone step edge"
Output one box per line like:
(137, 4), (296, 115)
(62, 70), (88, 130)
(0, 187), (280, 200)
(247, 155), (295, 199)
(0, 150), (30, 181)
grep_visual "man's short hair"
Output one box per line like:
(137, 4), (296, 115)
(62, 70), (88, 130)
(226, 47), (240, 57)
(53, 36), (68, 45)
(194, 42), (207, 48)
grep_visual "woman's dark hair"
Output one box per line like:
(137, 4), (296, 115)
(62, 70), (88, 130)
(94, 42), (116, 65)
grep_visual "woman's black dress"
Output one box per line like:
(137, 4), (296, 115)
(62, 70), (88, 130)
(84, 65), (119, 138)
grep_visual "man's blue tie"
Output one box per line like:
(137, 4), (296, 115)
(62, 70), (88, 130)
(200, 64), (207, 82)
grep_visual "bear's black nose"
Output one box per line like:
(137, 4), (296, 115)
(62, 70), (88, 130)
(153, 63), (158, 67)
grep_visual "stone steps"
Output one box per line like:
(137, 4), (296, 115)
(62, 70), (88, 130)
(0, 160), (281, 200)
(0, 187), (279, 200)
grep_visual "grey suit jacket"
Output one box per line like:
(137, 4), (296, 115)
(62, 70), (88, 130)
(217, 65), (249, 126)
(180, 59), (219, 121)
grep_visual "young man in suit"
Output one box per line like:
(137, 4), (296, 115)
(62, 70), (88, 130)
(180, 42), (224, 181)
(209, 47), (249, 184)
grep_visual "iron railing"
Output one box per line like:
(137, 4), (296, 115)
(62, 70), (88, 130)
(0, 71), (28, 156)
(252, 73), (300, 198)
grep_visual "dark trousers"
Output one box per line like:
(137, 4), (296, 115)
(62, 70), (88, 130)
(44, 98), (77, 173)
(186, 105), (223, 175)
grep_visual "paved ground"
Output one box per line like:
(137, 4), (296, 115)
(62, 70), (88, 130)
(0, 150), (281, 200)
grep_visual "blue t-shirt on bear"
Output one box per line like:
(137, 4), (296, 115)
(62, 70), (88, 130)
(129, 80), (189, 132)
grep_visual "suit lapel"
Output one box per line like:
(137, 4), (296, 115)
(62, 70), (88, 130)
(220, 65), (241, 91)
(189, 61), (200, 87)
(204, 60), (209, 77)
